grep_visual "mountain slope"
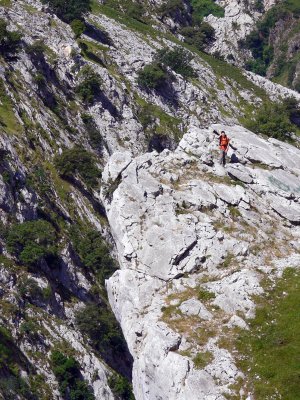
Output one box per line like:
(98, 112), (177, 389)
(0, 0), (299, 399)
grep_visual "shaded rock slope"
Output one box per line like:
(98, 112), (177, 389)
(0, 0), (299, 399)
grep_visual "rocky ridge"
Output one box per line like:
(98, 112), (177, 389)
(0, 0), (299, 398)
(103, 123), (300, 399)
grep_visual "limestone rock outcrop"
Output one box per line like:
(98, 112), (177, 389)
(103, 124), (300, 399)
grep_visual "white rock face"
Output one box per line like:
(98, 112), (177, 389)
(205, 0), (261, 64)
(103, 124), (300, 400)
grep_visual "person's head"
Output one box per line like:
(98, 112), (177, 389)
(221, 131), (226, 136)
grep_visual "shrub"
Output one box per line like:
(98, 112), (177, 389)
(75, 304), (125, 353)
(190, 0), (224, 24)
(6, 220), (57, 267)
(26, 40), (46, 57)
(0, 18), (22, 56)
(244, 100), (296, 141)
(137, 62), (167, 90)
(41, 0), (91, 23)
(81, 113), (103, 150)
(70, 226), (116, 283)
(71, 19), (86, 38)
(51, 350), (95, 400)
(75, 65), (102, 104)
(108, 374), (134, 400)
(179, 22), (215, 50)
(54, 146), (101, 188)
(159, 0), (186, 18)
(155, 46), (196, 78)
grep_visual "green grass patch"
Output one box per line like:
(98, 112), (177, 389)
(236, 268), (300, 399)
(0, 79), (22, 135)
(192, 351), (213, 369)
(197, 288), (215, 302)
(0, 0), (11, 6)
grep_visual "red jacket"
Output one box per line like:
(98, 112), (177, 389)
(219, 135), (229, 150)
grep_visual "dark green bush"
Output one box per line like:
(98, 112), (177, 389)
(156, 46), (196, 78)
(244, 100), (297, 141)
(54, 146), (101, 188)
(179, 22), (215, 50)
(81, 114), (103, 150)
(108, 374), (134, 400)
(42, 0), (91, 23)
(70, 226), (116, 283)
(159, 0), (186, 18)
(6, 220), (57, 267)
(190, 0), (224, 24)
(51, 350), (95, 400)
(75, 304), (125, 354)
(71, 19), (86, 38)
(137, 62), (167, 90)
(0, 18), (22, 56)
(76, 65), (102, 104)
(26, 40), (46, 57)
(0, 326), (37, 399)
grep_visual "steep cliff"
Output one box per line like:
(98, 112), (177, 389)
(0, 0), (299, 399)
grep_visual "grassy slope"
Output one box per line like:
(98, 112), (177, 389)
(235, 268), (300, 399)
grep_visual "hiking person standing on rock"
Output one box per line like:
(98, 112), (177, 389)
(217, 130), (230, 166)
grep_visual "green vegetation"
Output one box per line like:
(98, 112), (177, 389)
(137, 63), (167, 90)
(108, 373), (135, 400)
(159, 0), (187, 19)
(41, 0), (91, 23)
(235, 268), (300, 399)
(156, 46), (196, 78)
(244, 98), (300, 141)
(0, 18), (22, 56)
(0, 79), (22, 135)
(192, 351), (213, 369)
(197, 288), (215, 301)
(51, 350), (95, 400)
(0, 326), (38, 399)
(179, 23), (215, 50)
(75, 303), (126, 355)
(76, 65), (102, 104)
(243, 0), (300, 79)
(190, 0), (224, 23)
(136, 97), (182, 145)
(6, 220), (57, 267)
(70, 226), (116, 284)
(81, 113), (103, 150)
(71, 19), (86, 38)
(26, 40), (46, 57)
(54, 146), (101, 188)
(103, 0), (146, 22)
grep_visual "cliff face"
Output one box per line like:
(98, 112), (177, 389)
(0, 0), (299, 399)
(103, 124), (300, 399)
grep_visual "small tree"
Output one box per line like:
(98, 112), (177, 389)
(76, 65), (102, 104)
(0, 18), (22, 56)
(70, 19), (86, 38)
(179, 22), (215, 50)
(42, 0), (91, 23)
(137, 63), (167, 90)
(6, 220), (57, 267)
(156, 46), (196, 78)
(54, 146), (101, 188)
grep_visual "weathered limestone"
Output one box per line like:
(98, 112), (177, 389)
(103, 124), (300, 400)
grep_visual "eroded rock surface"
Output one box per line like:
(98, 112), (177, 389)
(103, 124), (300, 400)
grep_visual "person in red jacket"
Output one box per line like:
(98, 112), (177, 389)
(219, 130), (230, 166)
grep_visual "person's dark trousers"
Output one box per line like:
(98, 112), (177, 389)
(219, 150), (226, 166)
